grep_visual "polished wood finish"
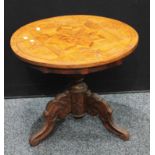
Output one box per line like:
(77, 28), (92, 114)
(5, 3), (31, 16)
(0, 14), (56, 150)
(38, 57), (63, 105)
(31, 60), (123, 75)
(10, 15), (138, 146)
(29, 80), (129, 146)
(10, 15), (138, 69)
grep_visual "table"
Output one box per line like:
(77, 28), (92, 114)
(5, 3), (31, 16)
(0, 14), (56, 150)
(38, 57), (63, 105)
(10, 15), (139, 146)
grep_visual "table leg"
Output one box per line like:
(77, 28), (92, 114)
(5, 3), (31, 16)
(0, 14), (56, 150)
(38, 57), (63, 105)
(86, 92), (129, 140)
(29, 80), (129, 146)
(29, 91), (71, 146)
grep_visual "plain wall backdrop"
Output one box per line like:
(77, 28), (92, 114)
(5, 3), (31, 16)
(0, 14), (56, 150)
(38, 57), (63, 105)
(5, 0), (150, 98)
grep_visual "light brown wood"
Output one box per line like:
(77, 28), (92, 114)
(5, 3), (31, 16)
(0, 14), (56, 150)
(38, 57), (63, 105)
(10, 15), (138, 69)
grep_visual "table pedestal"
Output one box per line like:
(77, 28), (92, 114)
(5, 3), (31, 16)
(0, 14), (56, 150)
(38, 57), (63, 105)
(29, 79), (129, 146)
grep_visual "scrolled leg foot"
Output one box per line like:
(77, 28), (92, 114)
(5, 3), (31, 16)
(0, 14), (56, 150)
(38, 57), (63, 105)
(86, 92), (129, 141)
(29, 91), (71, 146)
(29, 119), (55, 146)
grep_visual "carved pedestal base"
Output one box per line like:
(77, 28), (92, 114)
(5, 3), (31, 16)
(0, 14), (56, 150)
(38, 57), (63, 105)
(29, 80), (129, 146)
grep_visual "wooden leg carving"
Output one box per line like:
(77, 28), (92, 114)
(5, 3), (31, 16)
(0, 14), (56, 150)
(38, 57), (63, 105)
(86, 92), (129, 141)
(29, 80), (129, 146)
(29, 91), (71, 146)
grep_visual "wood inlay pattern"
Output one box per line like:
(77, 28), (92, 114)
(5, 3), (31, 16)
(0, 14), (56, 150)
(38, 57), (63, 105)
(10, 15), (138, 69)
(10, 16), (139, 146)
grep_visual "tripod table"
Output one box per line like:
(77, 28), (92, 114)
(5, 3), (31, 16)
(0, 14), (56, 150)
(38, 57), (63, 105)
(10, 15), (139, 146)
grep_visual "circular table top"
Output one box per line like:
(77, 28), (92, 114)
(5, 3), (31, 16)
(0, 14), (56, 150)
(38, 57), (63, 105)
(10, 15), (139, 70)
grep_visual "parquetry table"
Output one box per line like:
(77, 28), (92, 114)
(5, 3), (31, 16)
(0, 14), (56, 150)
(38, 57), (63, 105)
(10, 15), (139, 146)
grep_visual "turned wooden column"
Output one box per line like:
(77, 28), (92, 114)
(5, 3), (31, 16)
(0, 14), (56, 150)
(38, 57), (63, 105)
(70, 81), (87, 118)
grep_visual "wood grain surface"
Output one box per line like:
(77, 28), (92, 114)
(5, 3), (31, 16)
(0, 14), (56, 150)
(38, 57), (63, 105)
(29, 80), (129, 146)
(10, 15), (139, 69)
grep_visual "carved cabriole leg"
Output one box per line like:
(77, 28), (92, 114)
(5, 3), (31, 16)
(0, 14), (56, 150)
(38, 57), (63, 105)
(29, 80), (129, 146)
(86, 91), (129, 141)
(29, 91), (71, 146)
